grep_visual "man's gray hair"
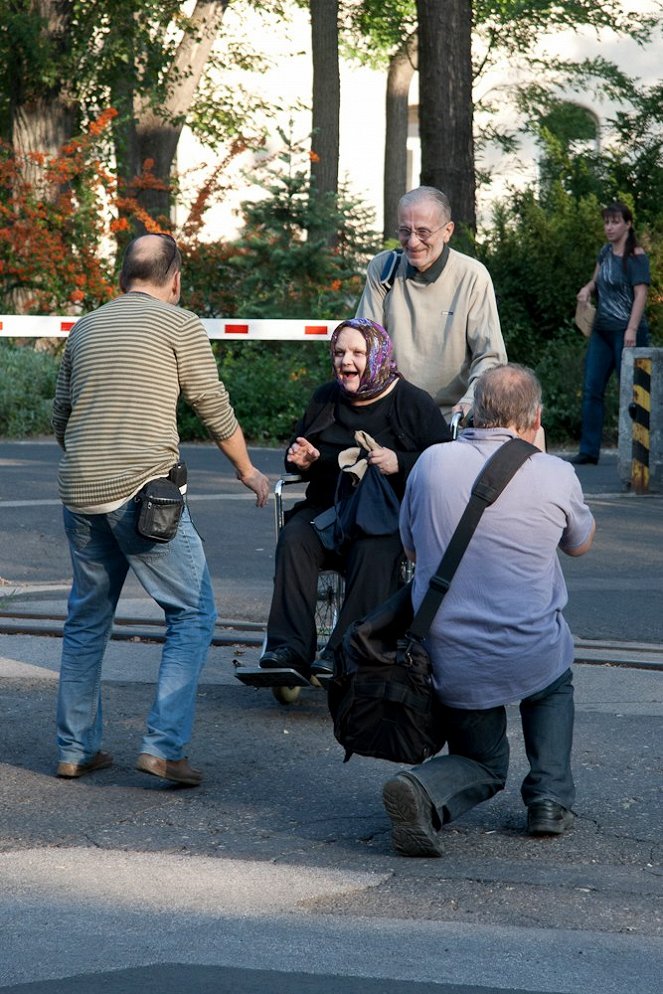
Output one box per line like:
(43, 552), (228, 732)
(472, 364), (542, 433)
(398, 186), (451, 223)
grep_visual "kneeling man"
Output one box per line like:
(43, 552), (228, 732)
(383, 363), (595, 856)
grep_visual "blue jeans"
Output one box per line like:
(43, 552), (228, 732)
(406, 669), (575, 826)
(56, 501), (217, 765)
(580, 324), (648, 459)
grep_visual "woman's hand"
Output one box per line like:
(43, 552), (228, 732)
(367, 446), (399, 476)
(577, 283), (593, 304)
(624, 283), (648, 348)
(287, 436), (320, 470)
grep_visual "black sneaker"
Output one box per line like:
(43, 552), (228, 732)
(311, 649), (335, 677)
(259, 646), (308, 675)
(527, 799), (575, 836)
(568, 453), (598, 465)
(382, 773), (444, 858)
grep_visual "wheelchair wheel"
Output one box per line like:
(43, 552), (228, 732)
(272, 684), (302, 705)
(314, 570), (344, 652)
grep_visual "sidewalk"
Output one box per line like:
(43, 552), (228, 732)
(1, 617), (662, 994)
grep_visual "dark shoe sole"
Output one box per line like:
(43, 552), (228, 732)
(528, 808), (575, 836)
(310, 663), (334, 678)
(382, 776), (443, 858)
(56, 751), (113, 779)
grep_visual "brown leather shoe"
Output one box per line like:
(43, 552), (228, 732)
(135, 752), (202, 786)
(56, 751), (113, 779)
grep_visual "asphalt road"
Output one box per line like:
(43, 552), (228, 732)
(0, 439), (662, 642)
(0, 440), (661, 993)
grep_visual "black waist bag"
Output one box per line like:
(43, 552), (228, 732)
(135, 477), (184, 543)
(328, 583), (445, 765)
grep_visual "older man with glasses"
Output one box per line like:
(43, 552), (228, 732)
(52, 233), (270, 787)
(356, 186), (507, 419)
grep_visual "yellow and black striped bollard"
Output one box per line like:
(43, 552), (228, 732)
(628, 357), (652, 493)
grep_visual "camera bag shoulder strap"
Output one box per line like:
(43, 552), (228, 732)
(406, 436), (539, 641)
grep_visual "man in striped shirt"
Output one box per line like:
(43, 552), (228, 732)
(53, 233), (269, 786)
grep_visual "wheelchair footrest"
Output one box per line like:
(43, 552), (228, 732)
(234, 667), (313, 688)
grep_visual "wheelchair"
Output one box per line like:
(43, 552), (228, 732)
(234, 473), (344, 704)
(235, 411), (462, 704)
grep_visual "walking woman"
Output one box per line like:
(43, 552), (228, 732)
(571, 202), (650, 465)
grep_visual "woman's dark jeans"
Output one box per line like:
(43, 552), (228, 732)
(580, 324), (648, 459)
(407, 668), (576, 827)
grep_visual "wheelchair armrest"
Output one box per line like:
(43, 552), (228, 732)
(274, 475), (306, 535)
(274, 475), (304, 498)
(449, 410), (463, 440)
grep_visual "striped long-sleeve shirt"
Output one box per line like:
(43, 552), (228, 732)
(52, 291), (239, 508)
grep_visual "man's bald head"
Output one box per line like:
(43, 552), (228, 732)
(119, 234), (181, 293)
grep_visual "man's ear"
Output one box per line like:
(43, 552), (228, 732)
(533, 405), (542, 433)
(171, 270), (181, 300)
(520, 406), (543, 446)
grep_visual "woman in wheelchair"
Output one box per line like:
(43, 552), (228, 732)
(259, 318), (451, 679)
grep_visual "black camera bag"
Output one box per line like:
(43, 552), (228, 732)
(329, 438), (538, 765)
(135, 477), (184, 543)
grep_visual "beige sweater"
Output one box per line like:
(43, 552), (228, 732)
(53, 291), (238, 508)
(356, 247), (507, 414)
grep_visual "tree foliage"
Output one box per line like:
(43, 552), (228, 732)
(0, 110), (118, 313)
(0, 1), (292, 230)
(341, 0), (662, 223)
(227, 130), (379, 319)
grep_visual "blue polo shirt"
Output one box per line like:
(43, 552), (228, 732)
(400, 429), (595, 708)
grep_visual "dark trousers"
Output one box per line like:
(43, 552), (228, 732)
(580, 325), (648, 459)
(406, 668), (575, 826)
(265, 505), (404, 663)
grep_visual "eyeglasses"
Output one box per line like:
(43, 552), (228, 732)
(396, 225), (444, 243)
(157, 232), (179, 273)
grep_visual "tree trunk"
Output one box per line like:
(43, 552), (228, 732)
(415, 0), (475, 231)
(310, 0), (339, 198)
(383, 31), (417, 241)
(9, 0), (76, 316)
(127, 0), (228, 228)
(11, 0), (76, 195)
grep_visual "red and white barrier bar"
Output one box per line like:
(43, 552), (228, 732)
(0, 316), (338, 340)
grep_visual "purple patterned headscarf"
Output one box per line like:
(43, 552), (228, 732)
(329, 318), (401, 400)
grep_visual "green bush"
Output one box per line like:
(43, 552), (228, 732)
(0, 342), (59, 436)
(537, 329), (623, 447)
(179, 340), (333, 446)
(479, 185), (604, 352)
